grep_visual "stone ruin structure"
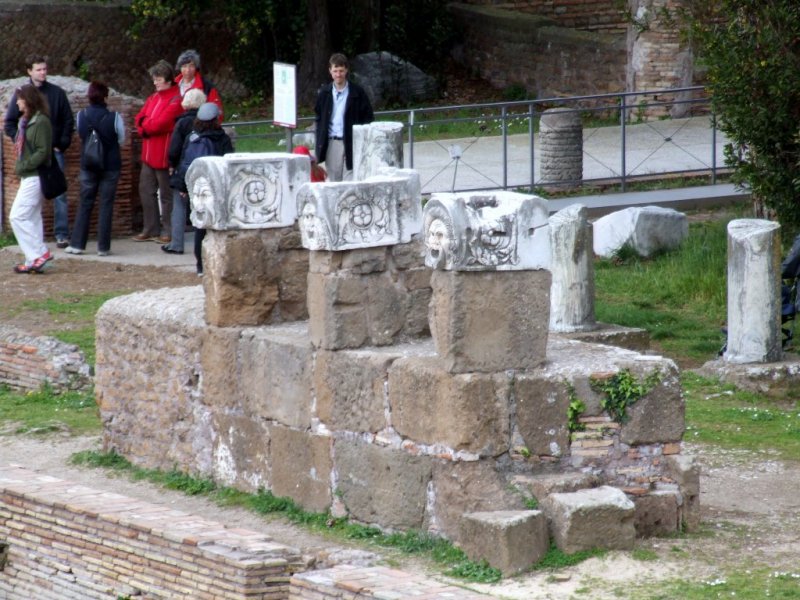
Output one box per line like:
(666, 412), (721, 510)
(95, 121), (699, 577)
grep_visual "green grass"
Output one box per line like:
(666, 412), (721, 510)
(683, 372), (800, 460)
(595, 216), (731, 364)
(0, 232), (16, 249)
(0, 384), (100, 435)
(630, 569), (800, 599)
(70, 450), (503, 583)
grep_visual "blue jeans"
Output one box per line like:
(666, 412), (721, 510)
(53, 150), (69, 240)
(168, 190), (188, 251)
(70, 169), (120, 253)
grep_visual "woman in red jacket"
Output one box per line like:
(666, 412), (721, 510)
(132, 60), (183, 243)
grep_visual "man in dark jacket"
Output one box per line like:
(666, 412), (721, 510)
(4, 54), (75, 247)
(314, 53), (373, 181)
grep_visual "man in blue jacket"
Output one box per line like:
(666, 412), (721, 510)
(5, 54), (75, 248)
(314, 53), (373, 181)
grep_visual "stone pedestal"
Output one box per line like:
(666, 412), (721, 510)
(724, 219), (781, 364)
(549, 203), (596, 332)
(539, 108), (582, 188)
(203, 227), (308, 327)
(429, 270), (551, 373)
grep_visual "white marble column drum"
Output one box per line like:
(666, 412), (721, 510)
(549, 204), (596, 333)
(724, 219), (782, 364)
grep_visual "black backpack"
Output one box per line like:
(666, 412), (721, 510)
(83, 112), (111, 172)
(176, 132), (217, 192)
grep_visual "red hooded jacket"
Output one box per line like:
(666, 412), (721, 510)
(135, 85), (183, 169)
(174, 72), (224, 122)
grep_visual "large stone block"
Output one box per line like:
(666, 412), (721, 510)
(541, 338), (683, 446)
(428, 460), (525, 543)
(204, 229), (308, 327)
(389, 357), (510, 456)
(334, 438), (431, 529)
(308, 268), (426, 350)
(542, 485), (636, 553)
(593, 206), (688, 258)
(212, 413), (271, 493)
(239, 323), (313, 428)
(270, 425), (333, 513)
(188, 152), (310, 229)
(514, 375), (572, 457)
(314, 348), (405, 433)
(297, 172), (422, 251)
(460, 511), (549, 575)
(633, 491), (679, 537)
(429, 270), (551, 373)
(422, 190), (550, 271)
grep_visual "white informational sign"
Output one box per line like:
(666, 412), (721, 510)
(273, 62), (297, 128)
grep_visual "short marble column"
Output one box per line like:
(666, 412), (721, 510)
(549, 204), (596, 332)
(297, 171), (428, 349)
(423, 190), (551, 373)
(539, 108), (582, 188)
(724, 219), (782, 364)
(187, 152), (311, 327)
(352, 121), (404, 181)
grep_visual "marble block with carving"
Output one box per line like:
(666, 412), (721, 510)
(353, 121), (404, 181)
(296, 172), (422, 251)
(187, 152), (311, 230)
(423, 191), (551, 271)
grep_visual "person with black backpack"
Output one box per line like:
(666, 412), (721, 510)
(162, 102), (232, 275)
(64, 81), (125, 257)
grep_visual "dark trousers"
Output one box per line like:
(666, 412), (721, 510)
(194, 228), (206, 274)
(139, 164), (172, 237)
(70, 169), (120, 252)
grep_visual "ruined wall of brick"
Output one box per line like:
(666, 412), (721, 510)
(0, 465), (303, 600)
(0, 325), (92, 392)
(456, 0), (628, 33)
(449, 3), (627, 99)
(1, 77), (143, 237)
(96, 282), (695, 542)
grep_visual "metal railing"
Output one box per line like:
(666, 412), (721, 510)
(226, 86), (725, 195)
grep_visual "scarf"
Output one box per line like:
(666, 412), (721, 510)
(15, 116), (28, 159)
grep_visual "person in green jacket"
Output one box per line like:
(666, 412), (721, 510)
(9, 84), (54, 273)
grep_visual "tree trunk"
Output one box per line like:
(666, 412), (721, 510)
(297, 0), (332, 108)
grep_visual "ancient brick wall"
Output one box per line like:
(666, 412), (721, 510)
(449, 4), (627, 99)
(0, 465), (303, 600)
(1, 77), (143, 238)
(457, 0), (628, 33)
(0, 325), (92, 392)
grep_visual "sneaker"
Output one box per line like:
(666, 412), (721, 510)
(64, 246), (84, 255)
(132, 233), (156, 242)
(97, 250), (110, 257)
(56, 238), (69, 249)
(161, 244), (183, 255)
(155, 235), (171, 244)
(197, 270), (204, 277)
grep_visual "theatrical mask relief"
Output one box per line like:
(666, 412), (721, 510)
(297, 175), (422, 251)
(187, 153), (310, 230)
(423, 191), (551, 271)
